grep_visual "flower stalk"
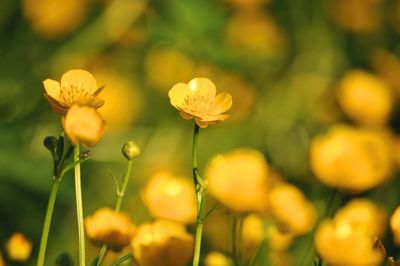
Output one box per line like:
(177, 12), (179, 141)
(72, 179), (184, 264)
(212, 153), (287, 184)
(37, 177), (61, 266)
(95, 159), (134, 265)
(74, 145), (86, 266)
(192, 124), (208, 266)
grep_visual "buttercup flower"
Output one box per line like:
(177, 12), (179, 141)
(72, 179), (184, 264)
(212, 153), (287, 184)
(335, 199), (387, 237)
(268, 182), (317, 235)
(62, 104), (106, 147)
(314, 219), (385, 266)
(310, 125), (394, 192)
(6, 233), (32, 262)
(43, 69), (104, 115)
(337, 70), (393, 126)
(266, 223), (294, 251)
(205, 148), (269, 213)
(204, 252), (232, 266)
(168, 78), (232, 128)
(131, 219), (194, 266)
(142, 171), (197, 224)
(390, 206), (400, 245)
(85, 208), (136, 251)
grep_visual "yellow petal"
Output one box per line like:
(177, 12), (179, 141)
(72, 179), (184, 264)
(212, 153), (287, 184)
(43, 79), (61, 100)
(188, 78), (216, 98)
(43, 94), (69, 115)
(179, 111), (194, 120)
(213, 93), (233, 114)
(168, 83), (189, 108)
(195, 118), (209, 128)
(61, 69), (97, 93)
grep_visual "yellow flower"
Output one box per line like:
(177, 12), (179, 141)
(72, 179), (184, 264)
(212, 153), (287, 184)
(268, 182), (317, 235)
(335, 198), (387, 237)
(205, 148), (269, 213)
(337, 70), (393, 126)
(390, 206), (400, 245)
(62, 105), (106, 147)
(241, 214), (265, 259)
(131, 219), (194, 266)
(266, 224), (294, 251)
(0, 252), (4, 266)
(225, 10), (287, 58)
(43, 69), (105, 115)
(142, 171), (197, 224)
(85, 208), (136, 251)
(314, 219), (385, 266)
(204, 252), (232, 266)
(310, 125), (394, 192)
(6, 233), (32, 262)
(146, 48), (196, 93)
(168, 78), (232, 128)
(23, 0), (87, 39)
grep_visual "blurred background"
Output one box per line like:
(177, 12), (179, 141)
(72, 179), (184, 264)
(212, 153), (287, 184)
(2, 0), (400, 265)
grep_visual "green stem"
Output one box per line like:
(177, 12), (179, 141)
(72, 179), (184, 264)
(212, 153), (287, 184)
(96, 160), (133, 266)
(232, 216), (240, 266)
(74, 145), (86, 266)
(192, 124), (208, 266)
(37, 178), (61, 266)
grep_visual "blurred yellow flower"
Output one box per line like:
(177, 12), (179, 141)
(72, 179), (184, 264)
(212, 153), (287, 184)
(269, 182), (317, 235)
(335, 198), (387, 237)
(193, 65), (257, 120)
(0, 252), (4, 266)
(146, 48), (195, 93)
(390, 206), (400, 245)
(266, 223), (294, 251)
(43, 69), (105, 115)
(6, 233), (32, 262)
(204, 252), (232, 266)
(310, 125), (394, 192)
(314, 219), (385, 266)
(168, 78), (232, 128)
(225, 10), (287, 58)
(93, 69), (142, 129)
(23, 0), (87, 39)
(205, 148), (269, 213)
(337, 70), (393, 126)
(62, 105), (106, 147)
(131, 219), (194, 266)
(85, 208), (136, 251)
(142, 171), (197, 224)
(242, 214), (265, 259)
(327, 0), (383, 33)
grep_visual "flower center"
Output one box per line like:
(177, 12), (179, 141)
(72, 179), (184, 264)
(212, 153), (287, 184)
(183, 94), (214, 115)
(60, 83), (92, 105)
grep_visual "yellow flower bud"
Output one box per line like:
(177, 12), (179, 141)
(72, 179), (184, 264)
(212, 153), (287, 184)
(266, 224), (293, 251)
(62, 105), (106, 147)
(131, 220), (194, 266)
(268, 182), (317, 235)
(122, 141), (140, 160)
(6, 233), (32, 262)
(85, 208), (136, 251)
(142, 172), (197, 224)
(390, 206), (400, 245)
(310, 125), (394, 192)
(204, 252), (232, 266)
(337, 70), (393, 126)
(205, 148), (269, 213)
